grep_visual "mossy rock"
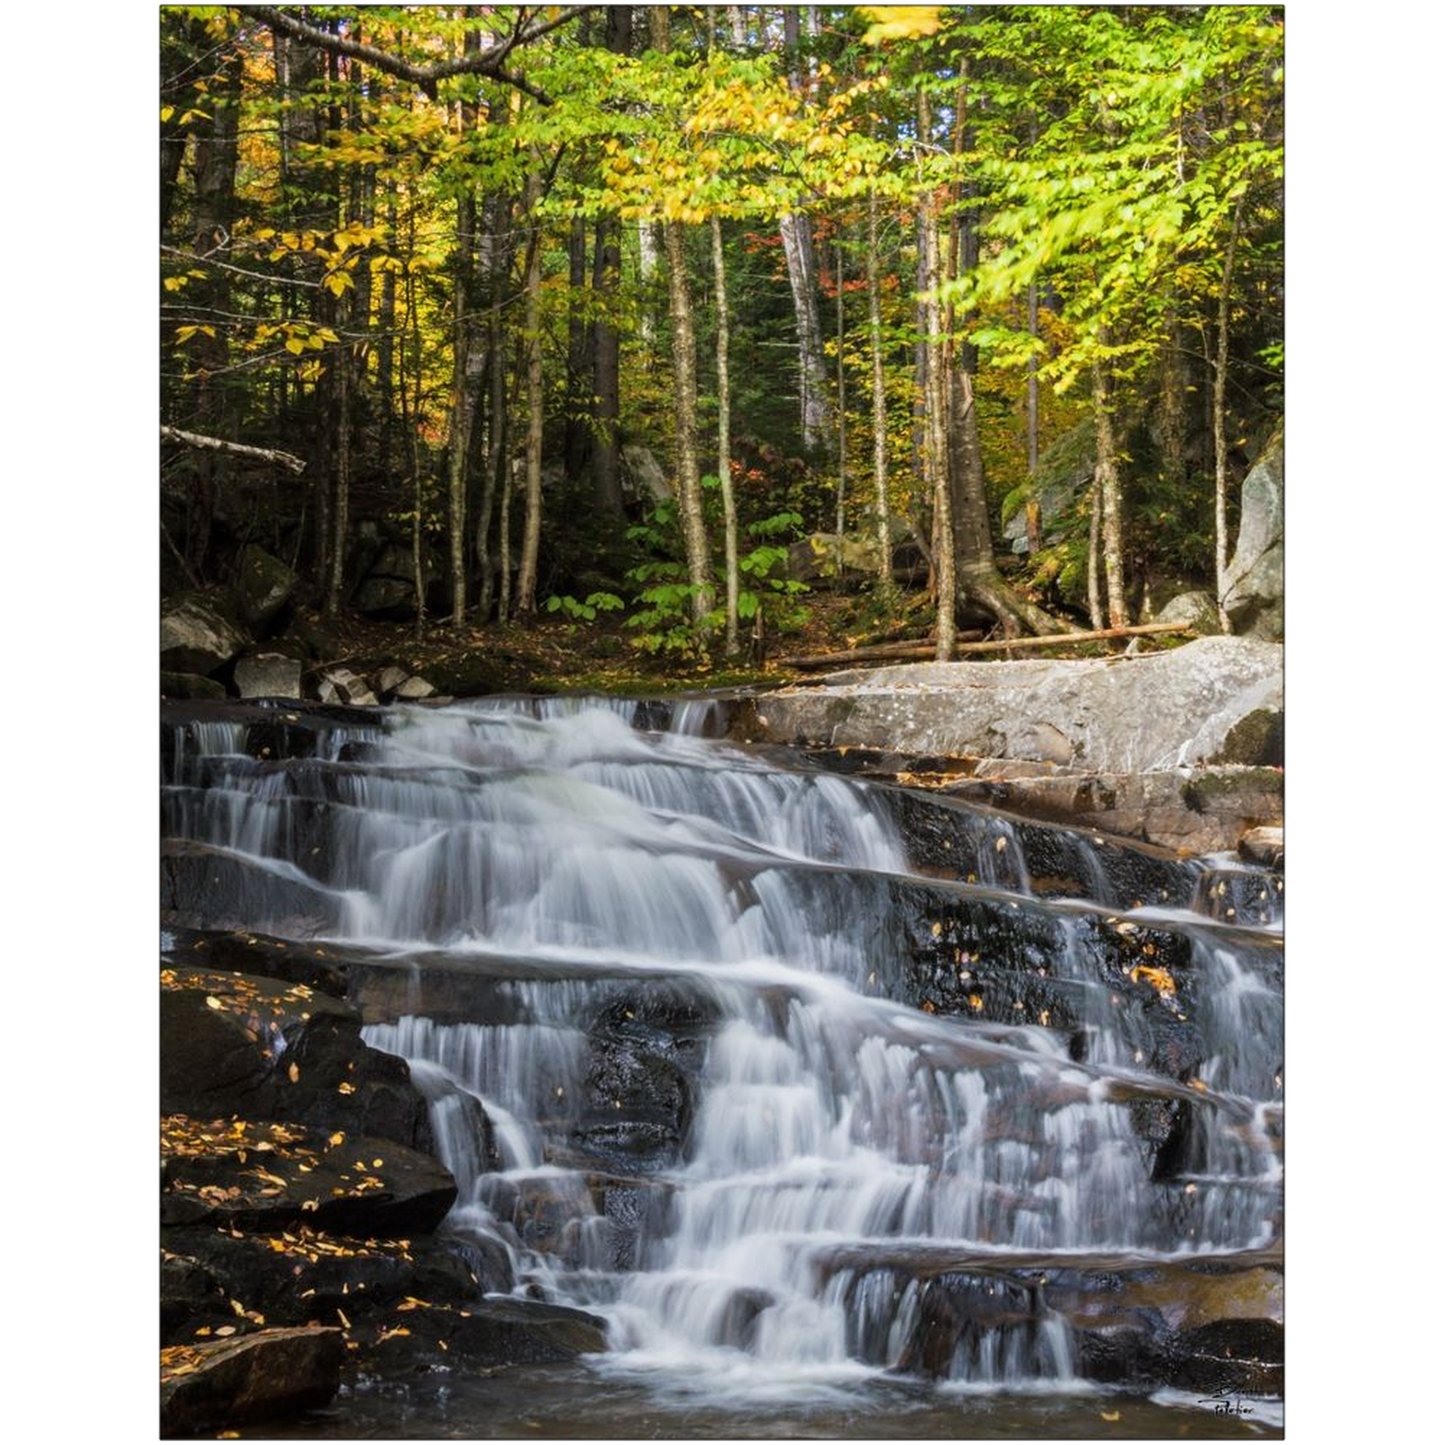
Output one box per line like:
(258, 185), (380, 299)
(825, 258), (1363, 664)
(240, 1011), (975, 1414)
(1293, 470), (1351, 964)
(1210, 707), (1284, 767)
(1181, 766), (1283, 813)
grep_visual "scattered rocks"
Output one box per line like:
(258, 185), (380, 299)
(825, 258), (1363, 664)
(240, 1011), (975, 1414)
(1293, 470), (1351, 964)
(161, 594), (249, 676)
(160, 1326), (342, 1436)
(394, 674), (436, 700)
(234, 652), (303, 700)
(315, 667), (378, 706)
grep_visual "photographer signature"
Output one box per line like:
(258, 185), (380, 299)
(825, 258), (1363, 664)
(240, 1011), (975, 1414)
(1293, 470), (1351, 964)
(1199, 1385), (1255, 1417)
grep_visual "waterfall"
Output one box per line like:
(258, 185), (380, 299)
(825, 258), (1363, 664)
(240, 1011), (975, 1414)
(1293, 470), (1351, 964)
(161, 697), (1282, 1399)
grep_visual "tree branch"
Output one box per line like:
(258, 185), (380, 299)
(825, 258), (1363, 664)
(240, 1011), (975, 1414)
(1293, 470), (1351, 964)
(247, 6), (592, 104)
(161, 425), (307, 474)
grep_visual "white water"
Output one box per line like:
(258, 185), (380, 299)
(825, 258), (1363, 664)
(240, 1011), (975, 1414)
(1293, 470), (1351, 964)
(162, 699), (1283, 1397)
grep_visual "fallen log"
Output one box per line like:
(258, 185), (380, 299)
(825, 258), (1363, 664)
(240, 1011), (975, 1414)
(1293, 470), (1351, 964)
(777, 622), (1194, 672)
(776, 632), (985, 671)
(161, 425), (307, 475)
(948, 621), (1194, 655)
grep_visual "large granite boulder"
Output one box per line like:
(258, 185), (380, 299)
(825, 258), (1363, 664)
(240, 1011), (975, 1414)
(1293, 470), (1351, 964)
(232, 545), (298, 630)
(1151, 588), (1223, 636)
(739, 636), (1282, 776)
(161, 595), (248, 676)
(234, 653), (303, 699)
(1220, 424), (1283, 640)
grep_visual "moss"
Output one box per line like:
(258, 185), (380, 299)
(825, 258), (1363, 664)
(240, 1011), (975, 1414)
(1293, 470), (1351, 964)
(1181, 767), (1283, 813)
(1211, 708), (1284, 767)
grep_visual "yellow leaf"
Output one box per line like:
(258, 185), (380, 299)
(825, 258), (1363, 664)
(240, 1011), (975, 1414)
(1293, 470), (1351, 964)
(230, 1299), (246, 1316)
(214, 1325), (236, 1337)
(288, 1062), (300, 1083)
(205, 997), (223, 1010)
(860, 6), (942, 45)
(1101, 1410), (1121, 1423)
(328, 1132), (345, 1148)
(337, 1308), (351, 1329)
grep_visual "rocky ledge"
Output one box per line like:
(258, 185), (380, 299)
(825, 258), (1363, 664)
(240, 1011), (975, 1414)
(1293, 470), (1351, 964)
(158, 943), (606, 1437)
(728, 637), (1283, 856)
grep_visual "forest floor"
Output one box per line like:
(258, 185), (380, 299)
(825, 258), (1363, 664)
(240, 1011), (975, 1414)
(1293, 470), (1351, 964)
(294, 589), (906, 696)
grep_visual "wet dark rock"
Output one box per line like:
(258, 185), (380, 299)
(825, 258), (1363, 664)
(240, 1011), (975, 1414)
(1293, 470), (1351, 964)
(161, 840), (342, 936)
(363, 1297), (607, 1373)
(160, 1121), (455, 1235)
(574, 1030), (695, 1172)
(162, 928), (353, 998)
(162, 670), (228, 701)
(161, 1225), (482, 1346)
(159, 964), (434, 1154)
(160, 1325), (342, 1436)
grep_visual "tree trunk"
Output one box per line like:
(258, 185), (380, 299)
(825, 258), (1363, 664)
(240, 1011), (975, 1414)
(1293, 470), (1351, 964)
(917, 93), (954, 661)
(867, 187), (893, 601)
(1091, 358), (1128, 628)
(476, 190), (514, 618)
(564, 212), (591, 485)
(325, 340), (351, 617)
(651, 7), (712, 626)
(712, 216), (739, 654)
(183, 25), (243, 580)
(834, 232), (848, 562)
(588, 4), (629, 516)
(513, 171), (545, 615)
(1086, 470), (1104, 630)
(1026, 281), (1040, 475)
(638, 220), (660, 346)
(778, 7), (831, 452)
(1213, 196), (1246, 633)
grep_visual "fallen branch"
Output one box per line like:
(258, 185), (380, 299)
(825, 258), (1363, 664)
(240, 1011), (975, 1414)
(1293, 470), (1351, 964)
(161, 426), (307, 475)
(776, 631), (985, 671)
(948, 621), (1193, 656)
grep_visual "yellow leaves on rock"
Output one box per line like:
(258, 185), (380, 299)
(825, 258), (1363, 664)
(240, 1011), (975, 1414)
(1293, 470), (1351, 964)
(967, 994), (984, 1012)
(337, 1081), (356, 1095)
(288, 1062), (300, 1084)
(204, 996), (223, 1010)
(860, 6), (943, 45)
(1128, 964), (1177, 1000)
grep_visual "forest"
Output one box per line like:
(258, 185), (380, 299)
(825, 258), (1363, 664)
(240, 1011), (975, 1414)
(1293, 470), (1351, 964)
(159, 3), (1283, 688)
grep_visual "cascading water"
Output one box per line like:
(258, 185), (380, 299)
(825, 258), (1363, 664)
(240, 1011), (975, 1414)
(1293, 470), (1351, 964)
(161, 697), (1282, 1410)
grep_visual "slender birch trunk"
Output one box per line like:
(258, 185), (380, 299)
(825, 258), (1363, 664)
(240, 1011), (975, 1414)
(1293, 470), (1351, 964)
(712, 216), (739, 654)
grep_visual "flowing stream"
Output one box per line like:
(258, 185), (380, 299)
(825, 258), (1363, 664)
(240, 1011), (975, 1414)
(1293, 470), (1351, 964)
(162, 698), (1282, 1433)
